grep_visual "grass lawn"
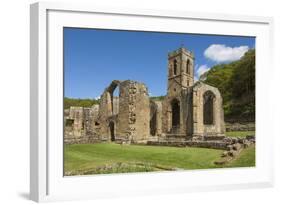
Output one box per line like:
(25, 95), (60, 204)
(226, 130), (255, 137)
(225, 145), (255, 167)
(64, 143), (255, 175)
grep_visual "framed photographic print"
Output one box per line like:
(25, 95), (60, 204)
(30, 2), (274, 202)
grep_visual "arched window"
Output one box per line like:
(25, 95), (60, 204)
(171, 99), (180, 127)
(112, 86), (119, 115)
(186, 59), (190, 74)
(173, 59), (177, 75)
(203, 91), (215, 125)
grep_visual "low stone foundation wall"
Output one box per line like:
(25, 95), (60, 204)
(204, 135), (225, 141)
(147, 136), (255, 150)
(214, 136), (255, 165)
(225, 122), (255, 132)
(64, 133), (255, 154)
(162, 134), (188, 142)
(64, 134), (103, 144)
(64, 137), (89, 144)
(186, 141), (228, 149)
(147, 140), (228, 150)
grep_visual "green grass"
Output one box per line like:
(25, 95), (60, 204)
(226, 130), (255, 137)
(226, 146), (255, 167)
(64, 143), (255, 175)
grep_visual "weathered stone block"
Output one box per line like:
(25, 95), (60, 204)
(233, 143), (242, 151)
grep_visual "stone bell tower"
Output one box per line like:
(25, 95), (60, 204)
(167, 47), (194, 96)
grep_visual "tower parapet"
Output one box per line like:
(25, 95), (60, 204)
(167, 47), (195, 97)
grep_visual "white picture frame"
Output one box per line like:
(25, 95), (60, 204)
(30, 2), (274, 202)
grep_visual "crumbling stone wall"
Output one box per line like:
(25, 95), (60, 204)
(64, 46), (225, 145)
(162, 81), (225, 141)
(225, 122), (255, 132)
(161, 47), (225, 141)
(192, 82), (225, 140)
(130, 81), (150, 142)
(150, 100), (162, 137)
(115, 80), (150, 143)
(64, 105), (100, 144)
(94, 80), (150, 143)
(64, 107), (85, 144)
(83, 105), (101, 142)
(162, 89), (193, 137)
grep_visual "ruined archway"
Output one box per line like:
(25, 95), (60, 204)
(109, 121), (115, 141)
(171, 99), (180, 128)
(106, 80), (121, 115)
(203, 91), (215, 125)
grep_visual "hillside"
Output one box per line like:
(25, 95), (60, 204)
(64, 97), (100, 109)
(201, 49), (255, 122)
(64, 96), (166, 109)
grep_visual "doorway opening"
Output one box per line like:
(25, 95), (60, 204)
(109, 121), (115, 141)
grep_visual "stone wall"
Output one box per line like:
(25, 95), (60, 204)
(192, 82), (225, 140)
(64, 47), (226, 145)
(64, 106), (100, 144)
(147, 136), (255, 151)
(225, 122), (255, 132)
(161, 81), (225, 141)
(91, 80), (150, 144)
(131, 82), (150, 142)
(150, 100), (163, 137)
(116, 80), (150, 143)
(64, 80), (150, 144)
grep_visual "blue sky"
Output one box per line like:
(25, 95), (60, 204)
(64, 28), (255, 99)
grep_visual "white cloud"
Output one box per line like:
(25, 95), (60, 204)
(94, 96), (100, 100)
(197, 64), (210, 77)
(204, 44), (249, 63)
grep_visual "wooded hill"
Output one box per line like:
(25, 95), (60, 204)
(63, 96), (166, 109)
(201, 49), (255, 122)
(64, 97), (100, 109)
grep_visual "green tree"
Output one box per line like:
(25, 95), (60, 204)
(64, 97), (100, 109)
(202, 49), (255, 122)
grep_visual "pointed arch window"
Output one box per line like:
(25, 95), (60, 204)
(173, 59), (177, 75)
(203, 91), (215, 125)
(186, 59), (190, 74)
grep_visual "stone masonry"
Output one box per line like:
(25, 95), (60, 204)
(64, 47), (226, 145)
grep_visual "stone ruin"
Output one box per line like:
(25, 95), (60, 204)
(65, 79), (150, 144)
(64, 47), (255, 151)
